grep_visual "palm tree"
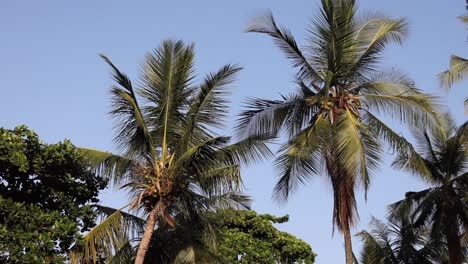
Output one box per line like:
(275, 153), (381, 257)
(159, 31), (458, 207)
(71, 40), (272, 264)
(238, 0), (441, 263)
(356, 213), (437, 264)
(438, 16), (468, 112)
(391, 119), (468, 264)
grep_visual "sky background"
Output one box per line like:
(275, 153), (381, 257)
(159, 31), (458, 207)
(1, 0), (467, 263)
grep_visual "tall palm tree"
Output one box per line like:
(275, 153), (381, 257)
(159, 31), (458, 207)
(356, 213), (437, 264)
(391, 119), (468, 264)
(71, 40), (272, 264)
(438, 16), (468, 112)
(238, 0), (441, 263)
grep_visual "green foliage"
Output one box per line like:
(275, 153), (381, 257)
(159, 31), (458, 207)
(208, 209), (316, 263)
(0, 126), (106, 263)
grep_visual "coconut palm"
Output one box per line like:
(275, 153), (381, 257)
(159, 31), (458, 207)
(356, 212), (438, 264)
(70, 40), (272, 264)
(391, 119), (468, 264)
(238, 0), (441, 263)
(438, 16), (468, 112)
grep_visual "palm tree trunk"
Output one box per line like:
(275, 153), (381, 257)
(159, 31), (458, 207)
(446, 209), (462, 264)
(343, 221), (354, 264)
(135, 209), (157, 264)
(326, 155), (357, 264)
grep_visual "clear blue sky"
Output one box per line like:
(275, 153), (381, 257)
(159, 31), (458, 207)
(1, 0), (466, 262)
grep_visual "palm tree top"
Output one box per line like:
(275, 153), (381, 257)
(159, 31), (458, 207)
(239, 0), (442, 201)
(72, 40), (273, 263)
(389, 118), (468, 264)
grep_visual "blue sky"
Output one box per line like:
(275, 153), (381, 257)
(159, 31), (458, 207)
(1, 0), (466, 262)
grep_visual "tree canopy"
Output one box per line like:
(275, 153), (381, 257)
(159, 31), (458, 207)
(0, 126), (107, 263)
(208, 209), (316, 263)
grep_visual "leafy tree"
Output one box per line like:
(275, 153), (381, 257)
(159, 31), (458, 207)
(208, 209), (316, 263)
(238, 0), (441, 263)
(0, 126), (106, 263)
(72, 40), (271, 264)
(438, 16), (468, 112)
(390, 119), (468, 264)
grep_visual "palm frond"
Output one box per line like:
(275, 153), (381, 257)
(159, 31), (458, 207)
(352, 17), (408, 76)
(237, 96), (309, 138)
(273, 115), (331, 201)
(100, 54), (133, 93)
(78, 147), (137, 188)
(363, 93), (442, 132)
(177, 64), (242, 155)
(207, 191), (252, 210)
(196, 165), (242, 196)
(361, 111), (432, 180)
(101, 55), (157, 160)
(189, 64), (242, 128)
(335, 109), (381, 195)
(357, 229), (388, 264)
(438, 55), (468, 90)
(107, 240), (136, 264)
(139, 40), (195, 162)
(357, 215), (435, 264)
(307, 0), (358, 76)
(355, 68), (418, 95)
(217, 133), (274, 167)
(96, 205), (146, 237)
(460, 15), (468, 25)
(72, 209), (129, 263)
(246, 10), (323, 86)
(171, 136), (231, 178)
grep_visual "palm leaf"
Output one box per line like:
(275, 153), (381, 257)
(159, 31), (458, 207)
(170, 136), (231, 177)
(246, 10), (323, 86)
(101, 55), (157, 160)
(335, 109), (381, 195)
(352, 17), (408, 76)
(363, 93), (442, 132)
(361, 111), (432, 180)
(107, 240), (136, 264)
(307, 0), (358, 77)
(357, 229), (388, 264)
(72, 210), (128, 263)
(196, 165), (242, 196)
(354, 68), (418, 95)
(217, 133), (274, 167)
(205, 191), (252, 210)
(438, 55), (468, 90)
(139, 40), (195, 163)
(237, 96), (309, 138)
(273, 115), (331, 201)
(178, 64), (242, 155)
(78, 147), (137, 188)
